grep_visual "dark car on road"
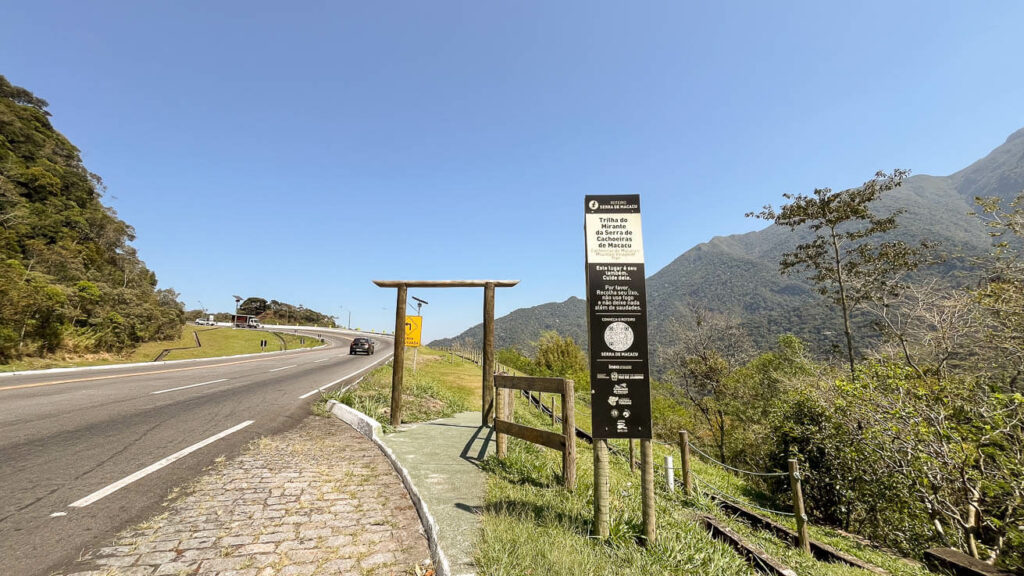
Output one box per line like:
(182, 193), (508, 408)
(349, 337), (375, 355)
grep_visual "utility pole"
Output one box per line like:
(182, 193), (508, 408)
(411, 297), (428, 372)
(232, 295), (242, 327)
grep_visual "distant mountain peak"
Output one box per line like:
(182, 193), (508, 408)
(1005, 126), (1024, 144)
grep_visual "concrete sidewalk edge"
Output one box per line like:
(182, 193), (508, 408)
(328, 400), (452, 576)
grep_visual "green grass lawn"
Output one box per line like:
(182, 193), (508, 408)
(0, 324), (323, 372)
(316, 346), (479, 426)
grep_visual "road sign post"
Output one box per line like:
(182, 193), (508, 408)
(584, 194), (655, 542)
(406, 315), (423, 372)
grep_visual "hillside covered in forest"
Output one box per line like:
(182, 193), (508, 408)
(433, 126), (1024, 368)
(0, 75), (183, 362)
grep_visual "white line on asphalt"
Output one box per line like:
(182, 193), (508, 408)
(68, 420), (254, 508)
(50, 512), (67, 518)
(298, 354), (392, 399)
(313, 358), (329, 363)
(269, 365), (296, 372)
(151, 378), (228, 395)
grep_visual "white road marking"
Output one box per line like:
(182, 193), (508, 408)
(68, 420), (254, 508)
(269, 365), (296, 372)
(151, 379), (228, 395)
(313, 358), (329, 363)
(298, 355), (392, 399)
(50, 512), (67, 518)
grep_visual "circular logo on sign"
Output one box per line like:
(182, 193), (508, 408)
(588, 200), (599, 210)
(603, 322), (634, 352)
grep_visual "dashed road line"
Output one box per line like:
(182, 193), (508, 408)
(151, 378), (228, 395)
(298, 354), (392, 399)
(68, 420), (254, 508)
(269, 365), (296, 372)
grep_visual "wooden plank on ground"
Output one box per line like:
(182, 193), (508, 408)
(699, 515), (797, 576)
(494, 375), (566, 395)
(495, 419), (566, 452)
(714, 497), (888, 574)
(924, 548), (1014, 576)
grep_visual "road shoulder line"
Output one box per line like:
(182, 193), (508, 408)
(68, 420), (254, 508)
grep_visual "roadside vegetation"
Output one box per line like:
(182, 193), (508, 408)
(0, 325), (322, 372)
(478, 400), (934, 576)
(1, 76), (185, 363)
(321, 342), (932, 574)
(492, 190), (1024, 571)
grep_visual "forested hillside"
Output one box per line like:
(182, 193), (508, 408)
(227, 297), (336, 327)
(431, 296), (587, 354)
(434, 127), (1024, 368)
(0, 75), (183, 362)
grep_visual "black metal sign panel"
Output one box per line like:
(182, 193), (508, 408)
(584, 195), (652, 439)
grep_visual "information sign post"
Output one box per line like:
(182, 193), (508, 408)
(584, 194), (656, 543)
(584, 195), (652, 438)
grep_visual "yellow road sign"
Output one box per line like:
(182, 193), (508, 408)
(405, 316), (422, 347)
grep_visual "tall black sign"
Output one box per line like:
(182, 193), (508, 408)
(585, 195), (652, 439)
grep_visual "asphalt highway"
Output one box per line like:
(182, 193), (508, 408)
(0, 328), (393, 576)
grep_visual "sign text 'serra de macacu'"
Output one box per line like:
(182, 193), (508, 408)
(584, 195), (653, 439)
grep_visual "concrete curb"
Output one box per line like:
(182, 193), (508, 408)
(328, 400), (452, 576)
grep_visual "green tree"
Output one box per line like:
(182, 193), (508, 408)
(238, 296), (269, 316)
(973, 193), (1024, 384)
(748, 170), (932, 377)
(533, 331), (586, 376)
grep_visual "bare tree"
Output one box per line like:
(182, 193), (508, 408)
(664, 306), (752, 463)
(866, 281), (983, 379)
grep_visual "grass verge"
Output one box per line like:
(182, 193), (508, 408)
(314, 346), (478, 427)
(477, 389), (932, 576)
(0, 324), (323, 372)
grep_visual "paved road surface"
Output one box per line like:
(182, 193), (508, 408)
(0, 329), (393, 576)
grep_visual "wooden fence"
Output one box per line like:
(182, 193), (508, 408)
(494, 375), (576, 490)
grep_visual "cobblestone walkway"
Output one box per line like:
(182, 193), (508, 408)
(61, 416), (431, 576)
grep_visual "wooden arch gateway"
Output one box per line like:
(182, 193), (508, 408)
(373, 280), (519, 427)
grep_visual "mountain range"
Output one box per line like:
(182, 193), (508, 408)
(431, 127), (1024, 369)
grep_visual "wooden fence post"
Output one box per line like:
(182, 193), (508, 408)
(593, 439), (610, 539)
(562, 379), (576, 490)
(629, 439), (636, 473)
(680, 430), (692, 496)
(789, 458), (811, 554)
(482, 283), (495, 426)
(496, 382), (507, 459)
(641, 438), (657, 544)
(390, 284), (407, 427)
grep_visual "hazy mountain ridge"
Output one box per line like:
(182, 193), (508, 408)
(431, 128), (1024, 365)
(430, 297), (587, 354)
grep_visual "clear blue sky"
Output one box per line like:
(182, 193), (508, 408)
(3, 1), (1023, 340)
